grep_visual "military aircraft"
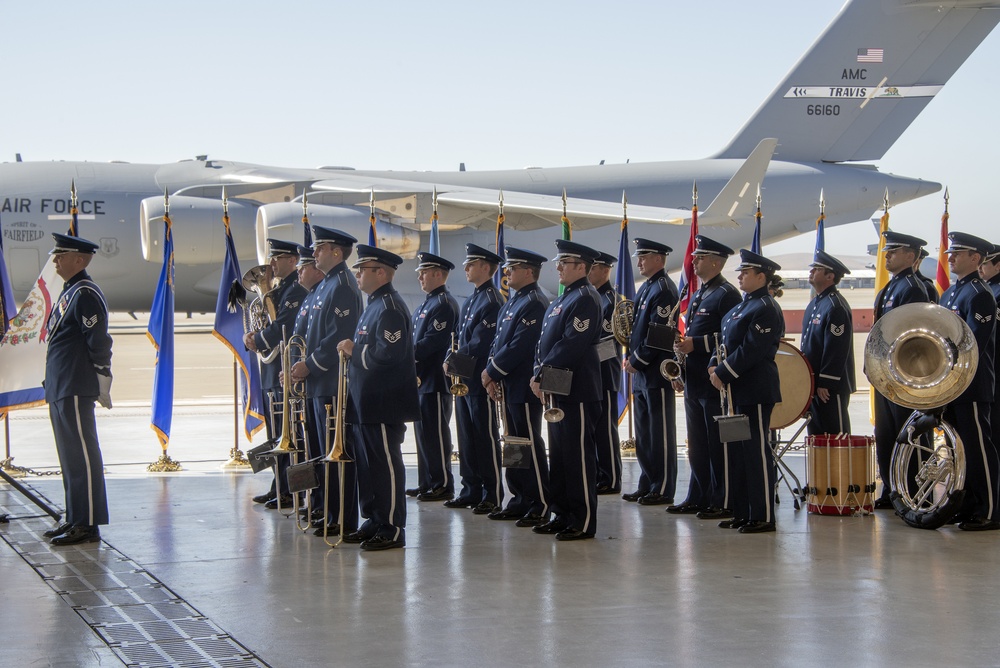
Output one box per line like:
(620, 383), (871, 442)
(1, 0), (998, 312)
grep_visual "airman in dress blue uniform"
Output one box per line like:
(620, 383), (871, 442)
(410, 251), (460, 502)
(482, 247), (551, 525)
(622, 238), (680, 506)
(667, 235), (741, 519)
(530, 239), (603, 541)
(940, 231), (999, 530)
(445, 244), (505, 514)
(915, 247), (939, 304)
(800, 250), (855, 435)
(43, 233), (113, 545)
(337, 245), (419, 551)
(588, 251), (624, 495)
(289, 226), (363, 535)
(872, 230), (931, 508)
(709, 249), (783, 533)
(980, 244), (1000, 462)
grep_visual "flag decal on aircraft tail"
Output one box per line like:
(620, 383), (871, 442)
(857, 48), (884, 63)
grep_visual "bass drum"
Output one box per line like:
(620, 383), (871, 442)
(770, 341), (814, 430)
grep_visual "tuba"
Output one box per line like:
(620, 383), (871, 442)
(611, 298), (634, 346)
(864, 303), (977, 529)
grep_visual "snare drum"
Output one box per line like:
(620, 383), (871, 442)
(806, 435), (876, 515)
(770, 341), (813, 429)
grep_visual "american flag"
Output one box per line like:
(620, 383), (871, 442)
(857, 48), (883, 63)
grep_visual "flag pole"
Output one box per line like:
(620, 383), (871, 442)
(619, 191), (636, 457)
(219, 189), (251, 468)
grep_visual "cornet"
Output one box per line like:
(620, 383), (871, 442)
(448, 332), (469, 397)
(543, 393), (565, 423)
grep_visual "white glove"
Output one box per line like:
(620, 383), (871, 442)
(97, 372), (113, 409)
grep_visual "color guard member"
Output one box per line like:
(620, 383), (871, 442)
(914, 248), (939, 303)
(588, 251), (623, 495)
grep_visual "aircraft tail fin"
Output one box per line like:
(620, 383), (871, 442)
(714, 0), (1000, 163)
(701, 138), (776, 228)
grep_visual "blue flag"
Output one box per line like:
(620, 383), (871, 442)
(368, 212), (378, 247)
(213, 214), (266, 440)
(147, 214), (175, 449)
(614, 215), (635, 423)
(815, 211), (826, 254)
(751, 204), (762, 254)
(429, 210), (441, 255)
(493, 212), (508, 299)
(0, 215), (18, 335)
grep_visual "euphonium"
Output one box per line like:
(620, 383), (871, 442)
(449, 332), (469, 397)
(611, 298), (634, 346)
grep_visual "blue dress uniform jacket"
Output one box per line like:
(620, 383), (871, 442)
(412, 285), (459, 394)
(303, 263), (363, 397)
(254, 273), (307, 391)
(683, 275), (742, 400)
(486, 282), (547, 404)
(941, 273), (996, 404)
(595, 282), (622, 394)
(535, 277), (603, 402)
(800, 286), (856, 396)
(916, 270), (938, 304)
(874, 268), (930, 320)
(44, 271), (112, 401)
(713, 287), (783, 405)
(628, 269), (680, 391)
(456, 281), (504, 396)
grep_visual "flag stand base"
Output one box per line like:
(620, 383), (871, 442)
(222, 447), (251, 469)
(620, 438), (636, 459)
(147, 453), (182, 473)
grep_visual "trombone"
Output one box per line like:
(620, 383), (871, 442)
(321, 350), (353, 548)
(448, 332), (469, 397)
(264, 333), (306, 518)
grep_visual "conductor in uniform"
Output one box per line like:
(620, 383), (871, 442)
(709, 249), (783, 533)
(588, 251), (623, 495)
(410, 251), (460, 502)
(872, 230), (931, 508)
(482, 247), (550, 525)
(43, 233), (113, 545)
(622, 238), (680, 506)
(667, 235), (741, 518)
(530, 239), (603, 541)
(246, 239), (306, 509)
(940, 231), (999, 530)
(337, 245), (419, 551)
(800, 250), (855, 436)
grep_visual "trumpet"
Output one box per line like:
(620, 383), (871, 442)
(448, 332), (469, 397)
(321, 350), (353, 548)
(543, 393), (565, 422)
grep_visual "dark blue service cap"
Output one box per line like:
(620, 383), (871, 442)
(311, 226), (358, 248)
(810, 250), (851, 276)
(463, 243), (504, 266)
(553, 239), (599, 263)
(946, 231), (993, 256)
(592, 251), (618, 267)
(737, 249), (781, 273)
(415, 251), (455, 271)
(986, 244), (1000, 262)
(352, 244), (403, 270)
(295, 245), (315, 267)
(881, 230), (926, 251)
(266, 238), (300, 258)
(918, 247), (930, 260)
(632, 238), (673, 257)
(49, 232), (99, 255)
(692, 235), (734, 257)
(503, 247), (547, 267)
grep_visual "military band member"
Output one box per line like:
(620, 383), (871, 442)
(410, 251), (460, 502)
(980, 244), (1000, 454)
(289, 227), (363, 535)
(800, 250), (855, 436)
(940, 232), (999, 530)
(42, 233), (113, 545)
(709, 249), (783, 533)
(530, 240), (603, 540)
(666, 236), (741, 518)
(482, 247), (550, 525)
(246, 239), (306, 509)
(588, 251), (623, 495)
(445, 244), (505, 514)
(872, 230), (932, 509)
(914, 248), (939, 303)
(622, 238), (680, 506)
(338, 245), (419, 551)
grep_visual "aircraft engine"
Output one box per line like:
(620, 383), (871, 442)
(255, 202), (420, 264)
(140, 195), (257, 264)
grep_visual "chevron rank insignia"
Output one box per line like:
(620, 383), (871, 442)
(82, 314), (99, 329)
(384, 329), (402, 343)
(433, 319), (446, 331)
(754, 324), (771, 334)
(656, 306), (671, 318)
(573, 317), (590, 332)
(830, 324), (845, 336)
(602, 319), (612, 332)
(975, 313), (993, 323)
(335, 308), (351, 317)
(285, 299), (300, 310)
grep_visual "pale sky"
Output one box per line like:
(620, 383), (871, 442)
(1, 1), (997, 258)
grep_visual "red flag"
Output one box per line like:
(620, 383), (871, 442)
(935, 209), (950, 296)
(677, 203), (698, 335)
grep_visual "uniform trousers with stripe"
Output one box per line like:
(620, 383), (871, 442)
(874, 391), (921, 500)
(502, 401), (549, 517)
(352, 422), (406, 541)
(595, 390), (622, 492)
(807, 393), (852, 436)
(547, 399), (600, 536)
(945, 402), (999, 520)
(414, 392), (455, 494)
(49, 396), (109, 527)
(633, 387), (678, 499)
(312, 396), (359, 532)
(454, 394), (503, 505)
(681, 393), (727, 509)
(727, 403), (775, 523)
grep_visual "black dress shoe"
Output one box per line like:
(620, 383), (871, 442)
(596, 484), (621, 496)
(532, 518), (568, 534)
(342, 530), (373, 544)
(312, 524), (341, 537)
(622, 490), (647, 502)
(43, 522), (72, 538)
(443, 497), (476, 509)
(666, 503), (704, 515)
(738, 521), (776, 534)
(555, 528), (594, 541)
(50, 525), (101, 545)
(697, 507), (733, 520)
(472, 501), (497, 515)
(360, 535), (405, 551)
(487, 508), (523, 521)
(637, 493), (673, 506)
(958, 517), (1000, 531)
(264, 495), (293, 510)
(719, 518), (748, 529)
(252, 491), (276, 504)
(405, 487), (425, 498)
(873, 497), (894, 510)
(516, 513), (547, 527)
(416, 487), (452, 502)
